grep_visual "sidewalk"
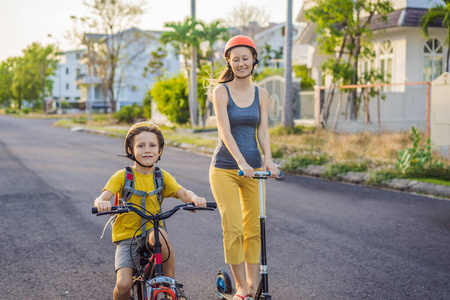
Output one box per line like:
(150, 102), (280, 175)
(71, 126), (450, 200)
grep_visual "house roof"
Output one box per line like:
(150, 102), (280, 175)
(370, 8), (443, 30)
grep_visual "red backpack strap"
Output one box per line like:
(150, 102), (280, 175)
(153, 166), (164, 206)
(118, 166), (134, 204)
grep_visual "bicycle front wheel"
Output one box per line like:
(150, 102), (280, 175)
(130, 280), (144, 300)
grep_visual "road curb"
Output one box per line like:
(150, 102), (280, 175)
(298, 166), (450, 199)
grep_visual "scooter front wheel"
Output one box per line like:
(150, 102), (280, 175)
(216, 268), (233, 298)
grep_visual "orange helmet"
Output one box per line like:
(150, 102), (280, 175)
(223, 35), (258, 58)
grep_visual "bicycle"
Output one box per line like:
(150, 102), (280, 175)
(216, 170), (281, 300)
(92, 201), (217, 300)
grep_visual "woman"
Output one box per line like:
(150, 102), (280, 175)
(209, 35), (279, 300)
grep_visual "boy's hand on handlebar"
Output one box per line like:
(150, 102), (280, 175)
(191, 196), (207, 208)
(94, 199), (112, 213)
(94, 191), (114, 212)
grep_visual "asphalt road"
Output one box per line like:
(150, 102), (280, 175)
(0, 115), (449, 300)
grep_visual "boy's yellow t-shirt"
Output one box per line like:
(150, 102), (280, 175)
(103, 167), (182, 243)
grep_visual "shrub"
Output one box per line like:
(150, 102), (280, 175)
(151, 74), (190, 124)
(72, 116), (88, 124)
(143, 89), (152, 120)
(367, 170), (399, 186)
(396, 127), (445, 175)
(269, 125), (310, 136)
(283, 153), (329, 173)
(5, 108), (19, 114)
(113, 103), (144, 124)
(323, 162), (368, 179)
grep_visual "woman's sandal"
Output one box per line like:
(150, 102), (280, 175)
(233, 294), (246, 300)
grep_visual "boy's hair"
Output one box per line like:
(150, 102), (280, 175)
(125, 122), (165, 161)
(128, 125), (164, 149)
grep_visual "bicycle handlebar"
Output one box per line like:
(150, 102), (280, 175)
(237, 170), (283, 178)
(92, 202), (217, 216)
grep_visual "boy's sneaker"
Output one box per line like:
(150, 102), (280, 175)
(176, 283), (187, 300)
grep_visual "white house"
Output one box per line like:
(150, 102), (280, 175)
(294, 0), (448, 132)
(77, 27), (180, 112)
(49, 49), (84, 112)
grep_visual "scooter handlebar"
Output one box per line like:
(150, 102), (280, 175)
(237, 170), (282, 178)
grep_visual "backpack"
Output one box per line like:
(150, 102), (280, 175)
(100, 166), (165, 240)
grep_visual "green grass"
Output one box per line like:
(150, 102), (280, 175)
(407, 177), (450, 186)
(323, 162), (368, 179)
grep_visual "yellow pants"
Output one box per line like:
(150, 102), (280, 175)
(210, 167), (263, 265)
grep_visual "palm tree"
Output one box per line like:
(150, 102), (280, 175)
(160, 18), (199, 126)
(201, 20), (229, 125)
(283, 0), (294, 128)
(262, 43), (273, 67)
(202, 20), (229, 78)
(420, 0), (450, 72)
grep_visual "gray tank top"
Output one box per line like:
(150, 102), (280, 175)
(212, 84), (263, 169)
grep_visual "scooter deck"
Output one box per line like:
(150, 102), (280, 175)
(217, 291), (234, 299)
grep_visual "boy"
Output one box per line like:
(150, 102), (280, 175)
(94, 122), (206, 300)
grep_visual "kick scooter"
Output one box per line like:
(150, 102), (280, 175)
(216, 170), (281, 300)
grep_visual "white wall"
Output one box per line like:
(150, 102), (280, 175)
(116, 30), (181, 109)
(50, 50), (83, 102)
(318, 86), (428, 133)
(431, 72), (450, 157)
(392, 0), (444, 9)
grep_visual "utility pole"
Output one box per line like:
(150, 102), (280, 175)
(191, 0), (198, 127)
(283, 0), (294, 128)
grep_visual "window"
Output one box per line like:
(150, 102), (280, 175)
(94, 87), (100, 100)
(359, 46), (375, 83)
(379, 40), (393, 91)
(66, 68), (69, 75)
(66, 83), (69, 90)
(423, 38), (443, 81)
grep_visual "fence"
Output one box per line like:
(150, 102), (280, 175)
(315, 81), (432, 136)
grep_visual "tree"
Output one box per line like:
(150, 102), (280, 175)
(201, 20), (229, 125)
(306, 0), (393, 123)
(143, 46), (167, 79)
(10, 43), (57, 111)
(25, 42), (57, 112)
(226, 3), (269, 37)
(160, 17), (202, 127)
(0, 58), (17, 107)
(70, 0), (147, 113)
(283, 0), (294, 128)
(420, 0), (450, 72)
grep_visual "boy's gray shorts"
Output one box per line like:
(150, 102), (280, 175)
(114, 229), (153, 272)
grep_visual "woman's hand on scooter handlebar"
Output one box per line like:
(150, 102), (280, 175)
(237, 161), (254, 178)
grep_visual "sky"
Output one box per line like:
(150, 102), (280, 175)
(0, 0), (303, 62)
